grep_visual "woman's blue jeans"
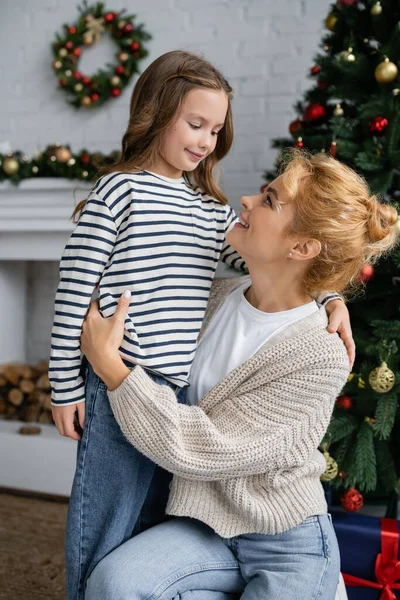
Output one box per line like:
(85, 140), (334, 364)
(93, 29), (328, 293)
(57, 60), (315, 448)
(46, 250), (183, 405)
(86, 514), (340, 600)
(65, 360), (186, 600)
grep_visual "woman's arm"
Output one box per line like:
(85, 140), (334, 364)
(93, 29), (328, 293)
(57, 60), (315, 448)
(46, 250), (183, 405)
(81, 294), (350, 483)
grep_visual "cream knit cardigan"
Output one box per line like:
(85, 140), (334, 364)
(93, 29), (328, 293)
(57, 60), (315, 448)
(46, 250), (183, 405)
(108, 276), (350, 537)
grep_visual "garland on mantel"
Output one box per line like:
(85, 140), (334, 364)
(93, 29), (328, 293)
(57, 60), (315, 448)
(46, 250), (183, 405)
(0, 144), (119, 184)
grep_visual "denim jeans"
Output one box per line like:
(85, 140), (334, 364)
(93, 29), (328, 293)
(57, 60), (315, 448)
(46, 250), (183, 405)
(86, 514), (340, 600)
(65, 360), (186, 600)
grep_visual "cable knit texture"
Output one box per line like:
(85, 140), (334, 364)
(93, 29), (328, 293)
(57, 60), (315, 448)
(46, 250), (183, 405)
(108, 276), (350, 537)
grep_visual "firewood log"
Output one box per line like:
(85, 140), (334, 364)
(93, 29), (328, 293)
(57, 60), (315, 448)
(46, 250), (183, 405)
(41, 394), (52, 411)
(0, 396), (7, 415)
(38, 411), (54, 424)
(1, 366), (20, 386)
(0, 375), (7, 388)
(8, 388), (24, 406)
(36, 374), (51, 391)
(23, 404), (41, 422)
(20, 379), (35, 395)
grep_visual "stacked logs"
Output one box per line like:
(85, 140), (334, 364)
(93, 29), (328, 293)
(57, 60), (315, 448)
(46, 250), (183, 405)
(0, 361), (53, 424)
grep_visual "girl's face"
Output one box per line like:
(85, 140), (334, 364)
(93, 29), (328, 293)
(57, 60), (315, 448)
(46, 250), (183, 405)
(157, 88), (229, 178)
(227, 176), (297, 265)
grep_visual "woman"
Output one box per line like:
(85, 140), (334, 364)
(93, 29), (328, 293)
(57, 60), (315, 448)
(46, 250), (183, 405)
(81, 150), (398, 600)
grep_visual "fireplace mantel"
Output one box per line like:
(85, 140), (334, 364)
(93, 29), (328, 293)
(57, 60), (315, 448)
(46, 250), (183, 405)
(0, 178), (91, 260)
(0, 179), (91, 363)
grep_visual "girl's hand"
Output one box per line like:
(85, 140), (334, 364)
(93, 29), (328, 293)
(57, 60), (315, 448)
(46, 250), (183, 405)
(52, 402), (86, 440)
(325, 299), (355, 367)
(81, 291), (132, 390)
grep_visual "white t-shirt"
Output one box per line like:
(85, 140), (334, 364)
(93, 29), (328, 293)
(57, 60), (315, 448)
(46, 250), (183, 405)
(187, 280), (319, 406)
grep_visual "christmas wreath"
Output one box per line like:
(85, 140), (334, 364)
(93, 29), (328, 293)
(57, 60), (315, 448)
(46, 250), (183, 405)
(51, 1), (151, 108)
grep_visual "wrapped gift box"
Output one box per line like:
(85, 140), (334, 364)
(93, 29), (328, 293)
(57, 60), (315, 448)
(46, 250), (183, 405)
(331, 511), (400, 600)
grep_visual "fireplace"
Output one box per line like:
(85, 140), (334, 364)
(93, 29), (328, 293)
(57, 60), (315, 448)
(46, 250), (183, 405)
(0, 178), (90, 496)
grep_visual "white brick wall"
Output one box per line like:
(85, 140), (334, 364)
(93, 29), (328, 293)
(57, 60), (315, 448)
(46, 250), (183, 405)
(0, 0), (332, 363)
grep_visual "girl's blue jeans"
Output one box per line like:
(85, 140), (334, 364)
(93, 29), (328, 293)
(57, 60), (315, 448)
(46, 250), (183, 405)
(65, 359), (186, 600)
(85, 514), (340, 600)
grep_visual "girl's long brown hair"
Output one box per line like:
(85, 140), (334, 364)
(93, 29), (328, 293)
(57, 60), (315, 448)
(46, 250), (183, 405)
(73, 50), (234, 220)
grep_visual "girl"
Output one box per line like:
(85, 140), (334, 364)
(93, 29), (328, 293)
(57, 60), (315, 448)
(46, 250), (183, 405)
(49, 52), (351, 600)
(81, 150), (398, 600)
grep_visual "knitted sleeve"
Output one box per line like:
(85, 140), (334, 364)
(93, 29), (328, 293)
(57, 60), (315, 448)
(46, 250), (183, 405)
(108, 334), (349, 481)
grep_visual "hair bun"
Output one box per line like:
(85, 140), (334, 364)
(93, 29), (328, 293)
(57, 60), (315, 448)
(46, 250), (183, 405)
(367, 196), (398, 245)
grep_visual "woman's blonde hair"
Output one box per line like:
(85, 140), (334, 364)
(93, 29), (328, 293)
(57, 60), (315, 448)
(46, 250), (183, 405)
(73, 50), (233, 220)
(278, 149), (399, 299)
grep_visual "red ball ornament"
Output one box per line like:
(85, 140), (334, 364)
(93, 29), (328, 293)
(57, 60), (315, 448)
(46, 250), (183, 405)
(337, 0), (356, 5)
(123, 24), (134, 34)
(68, 26), (77, 35)
(65, 41), (74, 50)
(73, 48), (82, 58)
(289, 119), (302, 136)
(359, 264), (374, 282)
(111, 88), (121, 97)
(104, 12), (115, 22)
(73, 71), (82, 80)
(82, 76), (92, 85)
(369, 116), (389, 135)
(336, 395), (352, 410)
(91, 93), (100, 102)
(295, 137), (304, 148)
(133, 51), (140, 59)
(340, 488), (364, 512)
(260, 183), (268, 194)
(311, 65), (321, 75)
(318, 81), (328, 89)
(59, 78), (67, 88)
(303, 102), (326, 122)
(115, 65), (125, 75)
(80, 152), (91, 164)
(130, 41), (140, 51)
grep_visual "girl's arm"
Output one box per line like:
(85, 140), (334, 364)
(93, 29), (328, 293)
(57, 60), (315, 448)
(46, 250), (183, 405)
(49, 192), (117, 409)
(219, 207), (247, 272)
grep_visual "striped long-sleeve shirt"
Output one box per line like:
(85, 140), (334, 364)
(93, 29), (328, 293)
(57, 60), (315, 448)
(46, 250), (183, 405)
(49, 170), (246, 406)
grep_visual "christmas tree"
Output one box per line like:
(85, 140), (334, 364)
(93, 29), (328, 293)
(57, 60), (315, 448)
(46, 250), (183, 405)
(265, 0), (400, 514)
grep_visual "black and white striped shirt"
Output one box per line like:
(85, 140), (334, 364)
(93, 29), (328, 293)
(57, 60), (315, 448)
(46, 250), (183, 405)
(49, 170), (246, 406)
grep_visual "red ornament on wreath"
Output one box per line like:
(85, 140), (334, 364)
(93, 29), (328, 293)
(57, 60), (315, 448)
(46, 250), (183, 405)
(311, 65), (320, 75)
(303, 102), (326, 122)
(337, 0), (356, 5)
(51, 2), (151, 108)
(80, 152), (91, 164)
(340, 488), (364, 512)
(289, 119), (302, 136)
(369, 116), (389, 135)
(359, 264), (374, 282)
(260, 183), (268, 194)
(336, 395), (352, 410)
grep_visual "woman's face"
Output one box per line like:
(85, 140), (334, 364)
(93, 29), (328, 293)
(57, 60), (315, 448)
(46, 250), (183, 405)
(227, 175), (297, 265)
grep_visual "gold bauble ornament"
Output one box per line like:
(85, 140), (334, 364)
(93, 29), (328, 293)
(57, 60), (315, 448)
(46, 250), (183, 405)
(393, 88), (400, 96)
(118, 51), (129, 62)
(325, 13), (337, 31)
(53, 60), (62, 70)
(2, 157), (19, 175)
(54, 147), (72, 163)
(81, 96), (91, 106)
(118, 20), (126, 29)
(82, 170), (89, 177)
(59, 48), (68, 57)
(110, 75), (121, 86)
(74, 83), (83, 92)
(333, 104), (344, 117)
(320, 450), (339, 482)
(67, 158), (76, 167)
(369, 361), (395, 393)
(32, 166), (39, 174)
(375, 58), (398, 84)
(371, 1), (383, 15)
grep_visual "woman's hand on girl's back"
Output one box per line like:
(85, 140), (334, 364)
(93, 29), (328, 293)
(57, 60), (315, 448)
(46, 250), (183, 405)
(325, 299), (355, 368)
